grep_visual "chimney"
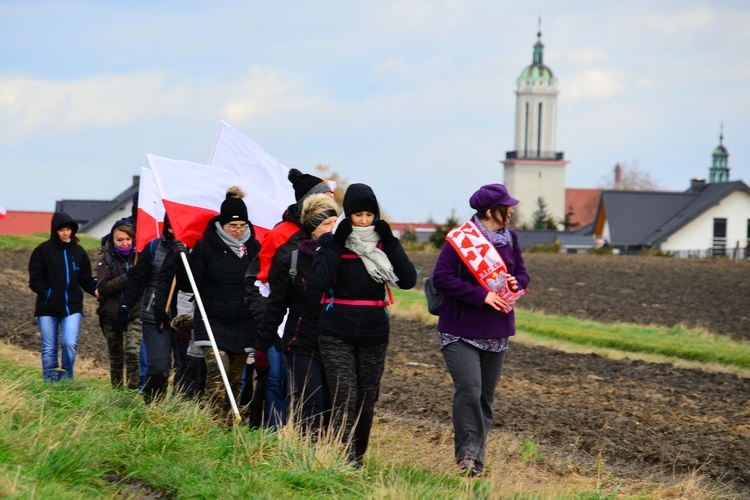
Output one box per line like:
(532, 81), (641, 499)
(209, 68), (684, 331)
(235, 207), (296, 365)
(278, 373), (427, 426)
(690, 177), (707, 192)
(614, 163), (622, 189)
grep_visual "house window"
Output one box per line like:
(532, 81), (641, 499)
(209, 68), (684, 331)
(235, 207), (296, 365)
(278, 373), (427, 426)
(713, 218), (727, 256)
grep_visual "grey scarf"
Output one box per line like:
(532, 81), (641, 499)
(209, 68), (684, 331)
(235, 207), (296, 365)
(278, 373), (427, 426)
(334, 218), (399, 288)
(215, 221), (251, 258)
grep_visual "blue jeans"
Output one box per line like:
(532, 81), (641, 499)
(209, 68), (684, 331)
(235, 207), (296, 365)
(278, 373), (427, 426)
(264, 346), (287, 428)
(38, 313), (82, 381)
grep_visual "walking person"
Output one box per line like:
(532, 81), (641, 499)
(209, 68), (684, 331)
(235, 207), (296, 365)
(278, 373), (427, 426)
(113, 216), (188, 403)
(312, 183), (417, 465)
(174, 187), (260, 421)
(28, 212), (97, 381)
(432, 183), (530, 477)
(255, 193), (339, 435)
(96, 220), (142, 390)
(247, 168), (335, 428)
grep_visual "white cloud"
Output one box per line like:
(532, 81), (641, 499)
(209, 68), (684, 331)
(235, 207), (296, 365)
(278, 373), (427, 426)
(0, 71), (193, 142)
(565, 69), (626, 102)
(644, 6), (715, 34)
(565, 47), (608, 66)
(220, 67), (323, 124)
(366, 55), (453, 84)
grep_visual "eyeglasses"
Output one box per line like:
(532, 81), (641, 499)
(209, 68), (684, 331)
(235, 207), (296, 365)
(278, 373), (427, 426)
(225, 223), (249, 232)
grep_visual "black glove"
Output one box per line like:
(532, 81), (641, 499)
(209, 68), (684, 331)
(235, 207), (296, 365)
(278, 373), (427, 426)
(374, 220), (396, 245)
(112, 304), (130, 335)
(154, 306), (171, 330)
(332, 218), (353, 246)
(173, 240), (187, 254)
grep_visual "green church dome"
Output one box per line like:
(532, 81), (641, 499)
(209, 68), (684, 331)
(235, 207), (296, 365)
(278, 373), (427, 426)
(517, 32), (556, 88)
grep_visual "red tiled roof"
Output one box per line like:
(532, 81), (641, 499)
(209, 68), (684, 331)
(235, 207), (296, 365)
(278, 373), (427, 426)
(565, 189), (601, 228)
(0, 211), (54, 235)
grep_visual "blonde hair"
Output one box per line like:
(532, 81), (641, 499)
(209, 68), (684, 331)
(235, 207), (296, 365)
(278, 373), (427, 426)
(301, 194), (339, 231)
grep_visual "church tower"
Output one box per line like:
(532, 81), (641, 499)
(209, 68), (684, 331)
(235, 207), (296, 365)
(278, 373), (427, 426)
(502, 24), (568, 227)
(709, 125), (730, 183)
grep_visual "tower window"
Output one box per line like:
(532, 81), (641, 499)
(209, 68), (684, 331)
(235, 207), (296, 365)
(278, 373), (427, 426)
(537, 102), (543, 157)
(524, 102), (529, 156)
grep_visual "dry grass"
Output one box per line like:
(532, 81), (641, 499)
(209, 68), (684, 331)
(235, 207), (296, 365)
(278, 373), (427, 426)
(0, 341), (108, 380)
(368, 414), (724, 499)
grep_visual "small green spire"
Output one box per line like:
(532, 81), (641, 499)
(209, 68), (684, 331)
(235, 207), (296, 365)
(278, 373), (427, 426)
(709, 123), (729, 183)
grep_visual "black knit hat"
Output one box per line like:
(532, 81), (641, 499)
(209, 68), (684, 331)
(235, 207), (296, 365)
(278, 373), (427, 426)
(219, 195), (249, 225)
(288, 168), (330, 202)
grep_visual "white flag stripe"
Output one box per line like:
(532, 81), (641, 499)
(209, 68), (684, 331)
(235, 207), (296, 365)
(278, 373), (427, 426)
(209, 121), (294, 214)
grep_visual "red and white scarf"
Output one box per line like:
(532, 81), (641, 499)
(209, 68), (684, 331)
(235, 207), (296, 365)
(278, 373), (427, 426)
(446, 220), (524, 313)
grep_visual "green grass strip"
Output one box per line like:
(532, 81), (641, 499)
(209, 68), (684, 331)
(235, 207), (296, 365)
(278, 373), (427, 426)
(391, 288), (750, 370)
(516, 310), (750, 369)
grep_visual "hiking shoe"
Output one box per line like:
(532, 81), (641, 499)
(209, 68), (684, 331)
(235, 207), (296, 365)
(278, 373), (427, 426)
(458, 459), (476, 477)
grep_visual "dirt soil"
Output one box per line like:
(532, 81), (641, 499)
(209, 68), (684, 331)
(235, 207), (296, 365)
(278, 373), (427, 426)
(2, 249), (749, 494)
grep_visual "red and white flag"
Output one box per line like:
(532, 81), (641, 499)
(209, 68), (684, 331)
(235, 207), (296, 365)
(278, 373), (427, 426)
(148, 155), (241, 248)
(135, 167), (166, 252)
(208, 121), (294, 229)
(0, 205), (6, 220)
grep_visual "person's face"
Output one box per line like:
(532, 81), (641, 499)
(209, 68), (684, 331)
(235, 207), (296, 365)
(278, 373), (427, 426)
(223, 222), (248, 240)
(350, 211), (375, 227)
(112, 229), (133, 249)
(57, 227), (72, 242)
(504, 206), (515, 225)
(311, 216), (338, 239)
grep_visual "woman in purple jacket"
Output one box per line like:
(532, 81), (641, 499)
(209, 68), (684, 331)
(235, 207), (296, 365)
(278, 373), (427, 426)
(432, 183), (530, 478)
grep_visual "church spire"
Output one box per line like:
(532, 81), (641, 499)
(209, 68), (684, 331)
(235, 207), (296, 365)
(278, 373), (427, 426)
(533, 17), (544, 66)
(709, 123), (730, 183)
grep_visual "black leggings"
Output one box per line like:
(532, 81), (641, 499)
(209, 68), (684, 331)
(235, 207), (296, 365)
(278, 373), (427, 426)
(318, 335), (387, 463)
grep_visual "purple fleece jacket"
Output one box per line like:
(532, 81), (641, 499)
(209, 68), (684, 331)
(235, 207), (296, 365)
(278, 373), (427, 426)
(432, 230), (529, 339)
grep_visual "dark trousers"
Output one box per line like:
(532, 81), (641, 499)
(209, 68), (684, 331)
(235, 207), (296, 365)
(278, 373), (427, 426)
(141, 321), (173, 402)
(441, 340), (506, 471)
(318, 335), (387, 463)
(286, 352), (331, 436)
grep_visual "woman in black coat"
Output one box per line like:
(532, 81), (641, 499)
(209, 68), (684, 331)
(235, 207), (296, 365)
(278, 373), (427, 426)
(312, 183), (417, 464)
(175, 188), (260, 417)
(256, 193), (339, 435)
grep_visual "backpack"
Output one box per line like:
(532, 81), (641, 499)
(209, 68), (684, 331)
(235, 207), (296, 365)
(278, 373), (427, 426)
(425, 235), (514, 316)
(423, 274), (443, 316)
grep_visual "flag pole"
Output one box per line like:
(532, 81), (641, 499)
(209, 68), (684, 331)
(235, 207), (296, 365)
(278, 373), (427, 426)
(178, 250), (242, 422)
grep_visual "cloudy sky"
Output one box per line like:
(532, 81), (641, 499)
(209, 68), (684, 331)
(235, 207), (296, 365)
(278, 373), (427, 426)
(1, 1), (748, 223)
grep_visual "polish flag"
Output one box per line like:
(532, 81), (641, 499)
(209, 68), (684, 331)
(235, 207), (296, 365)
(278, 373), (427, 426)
(0, 205), (6, 220)
(208, 121), (294, 229)
(148, 155), (240, 248)
(135, 167), (166, 252)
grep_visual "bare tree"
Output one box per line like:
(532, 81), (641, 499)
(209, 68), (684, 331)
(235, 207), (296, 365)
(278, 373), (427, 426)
(598, 161), (662, 191)
(315, 164), (349, 209)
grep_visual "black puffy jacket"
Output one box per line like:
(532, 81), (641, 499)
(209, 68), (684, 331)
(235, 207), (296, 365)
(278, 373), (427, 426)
(312, 184), (417, 345)
(184, 216), (260, 354)
(256, 231), (325, 357)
